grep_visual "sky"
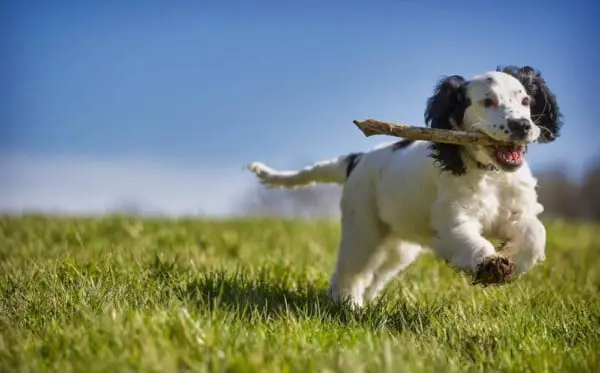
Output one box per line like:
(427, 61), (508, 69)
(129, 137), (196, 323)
(1, 1), (599, 216)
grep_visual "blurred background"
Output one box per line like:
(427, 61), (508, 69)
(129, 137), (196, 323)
(2, 1), (599, 220)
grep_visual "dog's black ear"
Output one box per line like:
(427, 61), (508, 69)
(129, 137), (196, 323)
(424, 75), (469, 175)
(498, 65), (563, 143)
(425, 75), (469, 130)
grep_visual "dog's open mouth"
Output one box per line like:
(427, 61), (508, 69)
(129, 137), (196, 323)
(487, 144), (525, 169)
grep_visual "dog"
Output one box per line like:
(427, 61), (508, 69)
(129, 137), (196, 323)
(247, 65), (562, 308)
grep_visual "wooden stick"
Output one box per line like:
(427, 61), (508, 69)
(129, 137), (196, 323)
(353, 119), (513, 146)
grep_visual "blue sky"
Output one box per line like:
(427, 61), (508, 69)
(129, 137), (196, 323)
(1, 1), (598, 215)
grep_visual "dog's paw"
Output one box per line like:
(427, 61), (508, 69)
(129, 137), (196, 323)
(472, 255), (515, 286)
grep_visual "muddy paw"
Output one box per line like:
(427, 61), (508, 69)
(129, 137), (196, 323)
(473, 255), (515, 286)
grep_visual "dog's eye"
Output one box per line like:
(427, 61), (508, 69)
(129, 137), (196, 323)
(521, 97), (530, 106)
(483, 98), (497, 108)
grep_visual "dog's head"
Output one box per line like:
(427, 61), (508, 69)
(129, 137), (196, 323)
(424, 66), (562, 175)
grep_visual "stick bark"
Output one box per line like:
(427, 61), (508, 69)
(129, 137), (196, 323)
(353, 119), (513, 146)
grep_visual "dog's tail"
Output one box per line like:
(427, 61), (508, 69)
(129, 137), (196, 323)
(247, 152), (364, 189)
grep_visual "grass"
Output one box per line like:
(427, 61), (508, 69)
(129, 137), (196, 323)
(0, 215), (599, 373)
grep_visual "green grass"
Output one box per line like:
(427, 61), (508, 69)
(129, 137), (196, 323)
(1, 215), (599, 372)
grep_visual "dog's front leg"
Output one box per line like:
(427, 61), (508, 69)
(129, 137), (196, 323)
(431, 206), (515, 285)
(499, 215), (546, 276)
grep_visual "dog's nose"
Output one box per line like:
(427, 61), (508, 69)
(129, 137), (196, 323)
(507, 118), (532, 140)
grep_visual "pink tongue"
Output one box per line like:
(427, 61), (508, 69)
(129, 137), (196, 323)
(502, 150), (520, 161)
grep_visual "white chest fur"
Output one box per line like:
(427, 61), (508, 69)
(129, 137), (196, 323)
(440, 164), (542, 239)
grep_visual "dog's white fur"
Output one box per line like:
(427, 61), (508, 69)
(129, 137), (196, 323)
(248, 71), (548, 308)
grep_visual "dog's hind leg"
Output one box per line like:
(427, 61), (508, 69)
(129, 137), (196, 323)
(363, 240), (423, 303)
(327, 202), (388, 309)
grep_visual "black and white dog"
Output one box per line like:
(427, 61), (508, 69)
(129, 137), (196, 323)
(248, 66), (562, 308)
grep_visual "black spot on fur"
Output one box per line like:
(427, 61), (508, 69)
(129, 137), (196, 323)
(345, 152), (364, 178)
(497, 65), (563, 143)
(392, 139), (415, 151)
(424, 75), (470, 175)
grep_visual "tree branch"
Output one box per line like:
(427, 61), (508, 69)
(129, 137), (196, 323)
(353, 119), (513, 146)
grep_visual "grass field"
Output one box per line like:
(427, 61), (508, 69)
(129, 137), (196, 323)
(1, 215), (599, 372)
